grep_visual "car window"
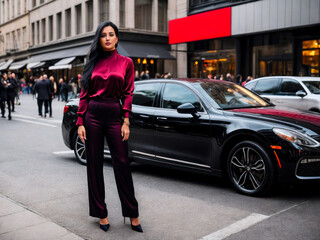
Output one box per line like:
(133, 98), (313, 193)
(254, 78), (280, 95)
(244, 81), (256, 90)
(279, 79), (304, 95)
(132, 83), (160, 107)
(302, 81), (320, 94)
(161, 83), (204, 112)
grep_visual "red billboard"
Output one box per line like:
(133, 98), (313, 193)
(169, 7), (232, 44)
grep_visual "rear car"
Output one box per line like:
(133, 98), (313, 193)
(245, 76), (320, 112)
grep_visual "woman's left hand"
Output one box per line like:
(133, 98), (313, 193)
(121, 122), (130, 141)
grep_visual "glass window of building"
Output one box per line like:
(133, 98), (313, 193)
(302, 39), (320, 77)
(32, 0), (36, 8)
(41, 18), (46, 43)
(40, 0), (45, 4)
(56, 12), (62, 39)
(6, 33), (10, 50)
(76, 4), (82, 35)
(135, 0), (152, 30)
(48, 15), (53, 41)
(6, 0), (9, 20)
(17, 29), (21, 49)
(12, 31), (16, 49)
(253, 44), (293, 77)
(65, 8), (71, 37)
(24, 0), (27, 13)
(86, 0), (93, 32)
(190, 38), (236, 79)
(36, 21), (40, 44)
(12, 0), (14, 18)
(158, 0), (168, 32)
(119, 0), (125, 28)
(17, 0), (20, 15)
(22, 27), (26, 48)
(100, 0), (109, 22)
(31, 22), (35, 46)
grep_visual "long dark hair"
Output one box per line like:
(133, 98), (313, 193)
(80, 21), (119, 90)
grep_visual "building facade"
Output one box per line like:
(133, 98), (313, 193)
(0, 0), (178, 80)
(170, 0), (320, 80)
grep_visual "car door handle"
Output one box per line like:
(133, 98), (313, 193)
(139, 114), (150, 118)
(157, 117), (167, 120)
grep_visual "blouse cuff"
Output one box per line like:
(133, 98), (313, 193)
(76, 116), (84, 126)
(124, 110), (130, 118)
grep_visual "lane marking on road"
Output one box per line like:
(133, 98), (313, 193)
(14, 118), (57, 128)
(199, 213), (269, 240)
(53, 150), (74, 155)
(199, 203), (301, 240)
(12, 113), (62, 123)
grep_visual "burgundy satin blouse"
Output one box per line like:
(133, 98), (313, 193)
(76, 50), (134, 126)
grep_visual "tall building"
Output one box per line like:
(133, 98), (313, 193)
(0, 0), (177, 80)
(170, 0), (320, 79)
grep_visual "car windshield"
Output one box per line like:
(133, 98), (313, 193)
(196, 81), (270, 109)
(303, 81), (320, 94)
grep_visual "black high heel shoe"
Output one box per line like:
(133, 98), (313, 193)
(124, 217), (143, 233)
(100, 218), (110, 232)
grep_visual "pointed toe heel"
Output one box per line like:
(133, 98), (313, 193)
(131, 223), (143, 233)
(100, 223), (110, 232)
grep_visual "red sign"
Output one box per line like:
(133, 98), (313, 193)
(169, 7), (232, 44)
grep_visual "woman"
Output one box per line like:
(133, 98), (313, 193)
(77, 21), (142, 233)
(48, 76), (56, 117)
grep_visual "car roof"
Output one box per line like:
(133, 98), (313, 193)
(135, 78), (234, 85)
(251, 76), (320, 82)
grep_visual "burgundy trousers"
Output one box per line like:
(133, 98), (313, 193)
(84, 98), (139, 219)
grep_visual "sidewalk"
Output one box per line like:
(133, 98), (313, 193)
(0, 194), (84, 240)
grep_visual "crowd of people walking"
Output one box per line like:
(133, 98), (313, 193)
(0, 71), (82, 120)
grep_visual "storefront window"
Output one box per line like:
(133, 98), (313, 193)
(302, 39), (320, 77)
(253, 44), (293, 77)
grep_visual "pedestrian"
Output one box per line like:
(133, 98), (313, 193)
(34, 74), (50, 117)
(226, 73), (232, 82)
(0, 74), (8, 119)
(47, 75), (56, 118)
(77, 21), (142, 233)
(236, 74), (242, 85)
(7, 72), (18, 112)
(59, 78), (68, 102)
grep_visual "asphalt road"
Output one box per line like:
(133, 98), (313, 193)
(0, 94), (319, 240)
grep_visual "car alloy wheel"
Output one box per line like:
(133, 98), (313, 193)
(227, 141), (274, 195)
(73, 133), (87, 165)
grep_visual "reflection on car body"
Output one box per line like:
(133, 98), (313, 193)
(62, 79), (320, 196)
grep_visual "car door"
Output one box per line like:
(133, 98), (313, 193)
(154, 83), (212, 170)
(252, 78), (281, 104)
(276, 78), (308, 110)
(129, 82), (161, 159)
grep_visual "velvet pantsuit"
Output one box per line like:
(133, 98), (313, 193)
(84, 98), (138, 219)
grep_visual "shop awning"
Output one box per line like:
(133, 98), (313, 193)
(0, 61), (6, 68)
(26, 62), (46, 69)
(9, 59), (29, 70)
(29, 45), (90, 62)
(48, 57), (75, 70)
(117, 42), (175, 59)
(0, 59), (14, 70)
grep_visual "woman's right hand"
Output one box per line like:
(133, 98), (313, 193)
(78, 125), (86, 143)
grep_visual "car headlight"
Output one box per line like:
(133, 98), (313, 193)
(273, 128), (320, 147)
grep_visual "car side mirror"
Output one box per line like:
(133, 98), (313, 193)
(177, 103), (200, 118)
(296, 90), (307, 97)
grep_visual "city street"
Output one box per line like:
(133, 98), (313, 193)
(0, 94), (319, 240)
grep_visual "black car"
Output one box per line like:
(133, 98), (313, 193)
(62, 79), (320, 196)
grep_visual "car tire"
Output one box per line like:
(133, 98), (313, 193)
(73, 132), (87, 165)
(227, 141), (274, 196)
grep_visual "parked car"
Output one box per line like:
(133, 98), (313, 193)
(244, 76), (320, 112)
(62, 79), (320, 196)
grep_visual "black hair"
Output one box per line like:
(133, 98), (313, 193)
(80, 21), (119, 90)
